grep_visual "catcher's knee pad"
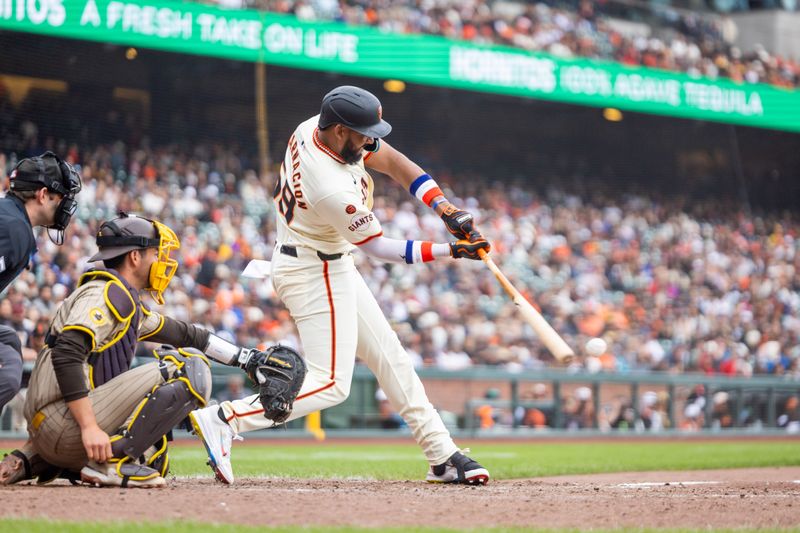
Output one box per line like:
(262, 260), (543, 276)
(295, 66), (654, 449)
(156, 346), (213, 404)
(113, 348), (211, 461)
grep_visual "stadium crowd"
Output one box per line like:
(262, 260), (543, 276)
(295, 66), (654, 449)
(207, 0), (800, 87)
(1, 139), (799, 382)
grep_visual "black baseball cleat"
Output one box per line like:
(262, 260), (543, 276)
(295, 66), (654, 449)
(426, 450), (490, 485)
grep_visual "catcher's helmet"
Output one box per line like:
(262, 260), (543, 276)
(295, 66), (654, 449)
(89, 213), (180, 305)
(318, 86), (392, 139)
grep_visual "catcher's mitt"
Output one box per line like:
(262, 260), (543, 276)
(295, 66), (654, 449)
(243, 345), (306, 423)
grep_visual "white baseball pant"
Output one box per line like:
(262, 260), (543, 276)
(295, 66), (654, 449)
(218, 245), (458, 465)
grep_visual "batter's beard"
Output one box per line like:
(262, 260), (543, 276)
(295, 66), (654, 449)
(340, 142), (364, 165)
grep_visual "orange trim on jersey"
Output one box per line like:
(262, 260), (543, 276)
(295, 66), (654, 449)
(353, 231), (383, 246)
(224, 377), (336, 420)
(363, 151), (374, 162)
(225, 260), (339, 422)
(312, 128), (346, 164)
(290, 262), (337, 400)
(296, 381), (336, 401)
(225, 407), (264, 421)
(323, 260), (336, 379)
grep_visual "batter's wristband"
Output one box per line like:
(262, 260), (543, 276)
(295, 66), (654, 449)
(404, 240), (448, 264)
(409, 173), (445, 208)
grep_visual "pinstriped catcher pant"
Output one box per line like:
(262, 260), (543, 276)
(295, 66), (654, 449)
(219, 248), (459, 465)
(28, 362), (172, 470)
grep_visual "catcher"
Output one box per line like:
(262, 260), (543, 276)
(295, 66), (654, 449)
(0, 213), (305, 487)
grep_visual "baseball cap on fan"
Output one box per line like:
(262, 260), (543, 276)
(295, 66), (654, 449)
(318, 85), (392, 139)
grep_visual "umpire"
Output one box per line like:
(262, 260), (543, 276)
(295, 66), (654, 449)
(0, 152), (82, 411)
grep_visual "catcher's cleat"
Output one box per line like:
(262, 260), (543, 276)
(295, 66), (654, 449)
(0, 452), (28, 485)
(426, 450), (490, 485)
(80, 461), (165, 488)
(189, 405), (241, 484)
(0, 450), (61, 486)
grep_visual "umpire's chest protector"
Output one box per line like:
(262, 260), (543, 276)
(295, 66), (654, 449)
(78, 269), (142, 388)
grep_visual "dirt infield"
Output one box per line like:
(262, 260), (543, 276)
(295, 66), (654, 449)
(2, 467), (800, 529)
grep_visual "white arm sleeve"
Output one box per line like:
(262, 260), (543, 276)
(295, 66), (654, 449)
(205, 333), (243, 366)
(358, 235), (450, 264)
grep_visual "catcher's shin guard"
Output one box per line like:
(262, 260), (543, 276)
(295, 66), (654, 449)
(113, 349), (211, 461)
(145, 435), (170, 477)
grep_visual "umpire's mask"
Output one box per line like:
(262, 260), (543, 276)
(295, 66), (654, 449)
(9, 151), (82, 245)
(88, 213), (180, 305)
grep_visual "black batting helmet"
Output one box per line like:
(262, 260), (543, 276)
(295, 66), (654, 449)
(318, 86), (392, 139)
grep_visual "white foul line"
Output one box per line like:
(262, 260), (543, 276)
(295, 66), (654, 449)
(617, 481), (722, 488)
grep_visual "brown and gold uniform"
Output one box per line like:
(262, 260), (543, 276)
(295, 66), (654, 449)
(21, 267), (211, 478)
(1, 213), (264, 488)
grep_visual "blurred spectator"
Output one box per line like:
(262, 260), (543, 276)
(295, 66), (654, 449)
(475, 387), (502, 429)
(1, 113), (800, 379)
(711, 390), (733, 429)
(777, 395), (800, 433)
(224, 0), (800, 87)
(215, 374), (251, 403)
(565, 386), (594, 429)
(639, 390), (665, 431)
(608, 396), (637, 430)
(681, 400), (705, 431)
(375, 387), (406, 429)
(517, 382), (552, 428)
(680, 385), (708, 431)
(22, 319), (48, 362)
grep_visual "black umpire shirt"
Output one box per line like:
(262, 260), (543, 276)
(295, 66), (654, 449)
(0, 195), (36, 293)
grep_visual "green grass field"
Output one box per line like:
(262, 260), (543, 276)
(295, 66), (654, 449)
(3, 439), (799, 481)
(162, 439), (800, 480)
(2, 439), (799, 533)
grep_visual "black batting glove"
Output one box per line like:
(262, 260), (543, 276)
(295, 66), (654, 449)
(440, 203), (476, 240)
(450, 232), (491, 260)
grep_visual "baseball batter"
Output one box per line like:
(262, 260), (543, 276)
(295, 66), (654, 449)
(0, 213), (296, 487)
(190, 85), (492, 485)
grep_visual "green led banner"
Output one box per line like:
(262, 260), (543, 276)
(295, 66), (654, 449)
(2, 0), (799, 132)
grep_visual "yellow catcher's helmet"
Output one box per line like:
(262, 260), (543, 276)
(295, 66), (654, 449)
(88, 213), (180, 305)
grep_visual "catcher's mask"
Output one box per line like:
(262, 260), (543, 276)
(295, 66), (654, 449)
(88, 213), (180, 305)
(9, 151), (82, 245)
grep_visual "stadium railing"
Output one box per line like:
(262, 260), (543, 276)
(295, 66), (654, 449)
(2, 362), (798, 437)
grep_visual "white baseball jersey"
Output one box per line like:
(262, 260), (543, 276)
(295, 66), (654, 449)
(214, 114), (462, 468)
(274, 115), (381, 255)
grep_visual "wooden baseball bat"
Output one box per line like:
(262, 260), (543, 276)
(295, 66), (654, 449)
(478, 249), (575, 362)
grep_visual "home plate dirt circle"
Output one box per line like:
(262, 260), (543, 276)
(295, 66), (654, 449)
(2, 467), (799, 528)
